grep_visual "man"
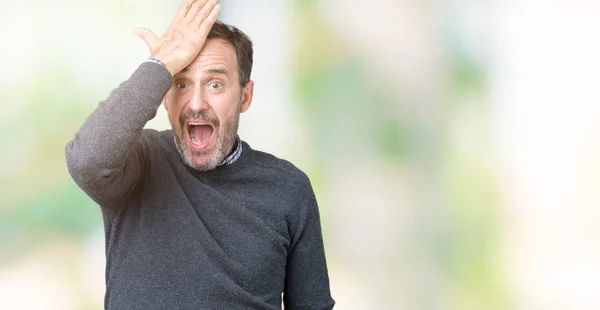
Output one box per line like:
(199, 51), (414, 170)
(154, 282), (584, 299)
(65, 0), (335, 309)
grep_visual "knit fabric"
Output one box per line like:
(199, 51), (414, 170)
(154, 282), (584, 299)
(65, 62), (334, 310)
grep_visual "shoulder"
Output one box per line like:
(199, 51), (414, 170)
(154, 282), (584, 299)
(135, 129), (179, 162)
(249, 147), (312, 188)
(139, 129), (174, 147)
(140, 128), (163, 141)
(243, 143), (314, 203)
(245, 148), (323, 238)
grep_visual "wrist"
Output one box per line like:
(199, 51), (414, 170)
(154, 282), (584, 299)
(146, 57), (166, 69)
(151, 54), (178, 76)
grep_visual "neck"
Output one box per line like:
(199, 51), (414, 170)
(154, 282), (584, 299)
(226, 136), (239, 158)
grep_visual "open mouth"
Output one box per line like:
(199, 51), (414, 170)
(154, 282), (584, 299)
(186, 120), (215, 150)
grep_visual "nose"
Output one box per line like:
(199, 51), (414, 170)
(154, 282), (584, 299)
(187, 84), (209, 112)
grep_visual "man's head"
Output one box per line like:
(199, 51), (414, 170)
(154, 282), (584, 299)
(164, 21), (254, 171)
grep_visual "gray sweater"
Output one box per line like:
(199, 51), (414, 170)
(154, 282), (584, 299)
(65, 62), (334, 310)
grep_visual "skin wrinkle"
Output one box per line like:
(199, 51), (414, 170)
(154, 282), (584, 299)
(164, 38), (253, 171)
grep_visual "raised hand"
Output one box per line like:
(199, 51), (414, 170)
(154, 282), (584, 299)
(135, 0), (221, 76)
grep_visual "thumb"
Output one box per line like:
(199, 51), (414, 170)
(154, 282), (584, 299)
(135, 27), (157, 50)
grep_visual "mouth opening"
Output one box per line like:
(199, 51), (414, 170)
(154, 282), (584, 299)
(188, 123), (214, 147)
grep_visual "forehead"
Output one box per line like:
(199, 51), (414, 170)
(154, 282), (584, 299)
(179, 38), (238, 76)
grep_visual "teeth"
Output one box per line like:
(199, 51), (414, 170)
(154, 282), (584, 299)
(187, 122), (210, 146)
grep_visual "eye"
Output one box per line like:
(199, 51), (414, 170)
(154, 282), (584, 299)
(175, 81), (188, 89)
(209, 81), (222, 89)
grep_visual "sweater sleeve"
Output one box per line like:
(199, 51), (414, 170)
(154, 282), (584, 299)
(284, 184), (335, 310)
(65, 62), (173, 205)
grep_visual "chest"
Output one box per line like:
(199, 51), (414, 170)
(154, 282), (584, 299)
(112, 172), (292, 296)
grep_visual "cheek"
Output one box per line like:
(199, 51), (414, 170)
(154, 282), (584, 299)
(210, 93), (241, 119)
(165, 94), (185, 123)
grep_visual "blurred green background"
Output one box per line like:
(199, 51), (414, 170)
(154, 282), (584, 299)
(2, 0), (600, 309)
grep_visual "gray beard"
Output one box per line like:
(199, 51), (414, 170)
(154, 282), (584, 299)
(173, 112), (240, 172)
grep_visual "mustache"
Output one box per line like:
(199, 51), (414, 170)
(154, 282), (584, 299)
(179, 110), (220, 129)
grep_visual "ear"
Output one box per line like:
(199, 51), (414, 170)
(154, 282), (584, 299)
(240, 80), (254, 113)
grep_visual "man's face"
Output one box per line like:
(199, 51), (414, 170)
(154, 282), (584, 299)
(165, 38), (254, 171)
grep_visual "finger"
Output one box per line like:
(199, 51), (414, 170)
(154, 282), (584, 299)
(173, 0), (195, 22)
(135, 27), (157, 50)
(198, 3), (221, 33)
(185, 0), (211, 21)
(190, 0), (218, 23)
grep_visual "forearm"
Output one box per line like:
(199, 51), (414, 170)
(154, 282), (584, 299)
(65, 62), (172, 202)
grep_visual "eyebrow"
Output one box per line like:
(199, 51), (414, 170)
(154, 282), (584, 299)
(178, 67), (229, 76)
(205, 68), (228, 75)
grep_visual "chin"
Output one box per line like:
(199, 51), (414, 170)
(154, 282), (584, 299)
(181, 141), (225, 171)
(190, 155), (221, 171)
